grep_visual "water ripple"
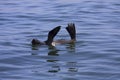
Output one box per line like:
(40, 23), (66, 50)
(0, 0), (120, 80)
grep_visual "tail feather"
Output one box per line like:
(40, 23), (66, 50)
(66, 23), (76, 41)
(45, 26), (61, 45)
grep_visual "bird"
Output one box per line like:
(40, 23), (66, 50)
(31, 23), (76, 46)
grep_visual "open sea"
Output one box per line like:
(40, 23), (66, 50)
(0, 0), (120, 80)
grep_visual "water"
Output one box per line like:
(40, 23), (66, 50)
(0, 0), (120, 80)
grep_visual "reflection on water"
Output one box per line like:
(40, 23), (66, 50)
(31, 43), (78, 73)
(66, 62), (78, 72)
(48, 62), (78, 73)
(48, 49), (59, 56)
(48, 65), (60, 73)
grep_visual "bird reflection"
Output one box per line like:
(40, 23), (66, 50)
(31, 44), (40, 50)
(48, 50), (59, 56)
(47, 47), (60, 72)
(47, 49), (59, 62)
(48, 65), (60, 73)
(31, 42), (78, 73)
(66, 62), (78, 72)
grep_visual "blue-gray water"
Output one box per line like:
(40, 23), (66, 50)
(0, 0), (120, 80)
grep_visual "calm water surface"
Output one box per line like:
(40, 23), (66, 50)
(0, 0), (120, 80)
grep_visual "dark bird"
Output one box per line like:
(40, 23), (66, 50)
(31, 23), (76, 46)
